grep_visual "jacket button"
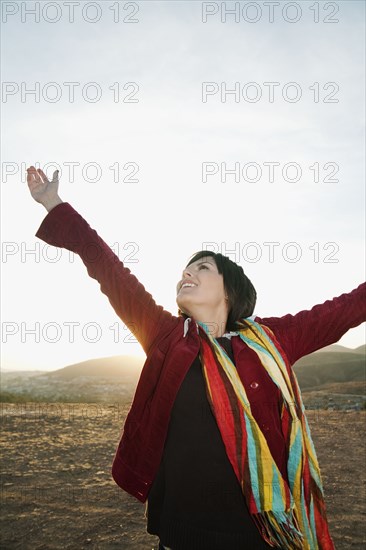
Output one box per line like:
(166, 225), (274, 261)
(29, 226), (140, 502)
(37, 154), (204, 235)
(250, 381), (259, 389)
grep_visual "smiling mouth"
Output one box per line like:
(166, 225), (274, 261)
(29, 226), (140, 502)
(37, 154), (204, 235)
(178, 284), (197, 293)
(181, 284), (197, 289)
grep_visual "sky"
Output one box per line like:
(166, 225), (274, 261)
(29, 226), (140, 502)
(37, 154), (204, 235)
(1, 0), (365, 371)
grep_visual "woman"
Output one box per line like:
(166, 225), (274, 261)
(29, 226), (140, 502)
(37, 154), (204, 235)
(27, 166), (366, 550)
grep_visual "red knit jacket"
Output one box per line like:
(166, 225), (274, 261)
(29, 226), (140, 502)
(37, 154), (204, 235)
(35, 202), (366, 503)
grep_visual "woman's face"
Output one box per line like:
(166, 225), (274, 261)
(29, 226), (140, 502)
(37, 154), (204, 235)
(176, 257), (227, 316)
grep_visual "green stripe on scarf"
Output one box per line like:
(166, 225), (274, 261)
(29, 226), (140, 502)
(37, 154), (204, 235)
(197, 317), (335, 550)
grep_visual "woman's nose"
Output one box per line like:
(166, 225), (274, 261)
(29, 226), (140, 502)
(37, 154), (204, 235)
(182, 267), (192, 278)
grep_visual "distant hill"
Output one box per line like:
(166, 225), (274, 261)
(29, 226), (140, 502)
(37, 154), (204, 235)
(354, 344), (366, 355)
(0, 355), (145, 404)
(38, 355), (144, 382)
(293, 350), (365, 390)
(316, 344), (365, 354)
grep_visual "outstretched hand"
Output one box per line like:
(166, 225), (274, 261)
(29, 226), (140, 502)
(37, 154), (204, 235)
(27, 166), (63, 211)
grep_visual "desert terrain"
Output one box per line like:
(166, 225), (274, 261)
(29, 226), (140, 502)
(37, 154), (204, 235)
(1, 403), (365, 549)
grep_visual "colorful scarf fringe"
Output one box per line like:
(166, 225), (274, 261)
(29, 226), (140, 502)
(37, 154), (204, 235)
(197, 317), (334, 550)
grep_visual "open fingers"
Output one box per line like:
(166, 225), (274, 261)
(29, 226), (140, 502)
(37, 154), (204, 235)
(27, 167), (38, 185)
(26, 166), (47, 184)
(27, 166), (41, 179)
(37, 168), (49, 183)
(26, 166), (46, 190)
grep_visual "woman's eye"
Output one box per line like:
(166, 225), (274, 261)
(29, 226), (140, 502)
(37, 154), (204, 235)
(199, 265), (208, 269)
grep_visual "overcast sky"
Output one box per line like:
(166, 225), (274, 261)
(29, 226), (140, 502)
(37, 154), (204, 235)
(1, 0), (365, 371)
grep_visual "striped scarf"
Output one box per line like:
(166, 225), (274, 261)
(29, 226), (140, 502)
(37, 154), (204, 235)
(197, 317), (335, 550)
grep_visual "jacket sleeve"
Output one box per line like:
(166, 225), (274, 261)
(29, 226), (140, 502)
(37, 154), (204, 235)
(255, 282), (366, 365)
(34, 202), (176, 355)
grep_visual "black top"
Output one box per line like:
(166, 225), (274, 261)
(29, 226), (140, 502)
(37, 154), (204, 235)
(146, 336), (272, 550)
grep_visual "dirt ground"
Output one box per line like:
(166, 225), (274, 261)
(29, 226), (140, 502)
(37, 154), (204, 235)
(1, 404), (365, 549)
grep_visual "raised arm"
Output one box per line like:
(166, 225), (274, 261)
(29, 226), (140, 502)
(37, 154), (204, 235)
(27, 166), (177, 355)
(255, 282), (366, 365)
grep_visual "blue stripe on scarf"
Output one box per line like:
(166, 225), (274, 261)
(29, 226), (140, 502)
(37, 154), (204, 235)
(287, 426), (302, 491)
(244, 414), (261, 510)
(309, 498), (317, 547)
(300, 479), (315, 549)
(272, 463), (285, 513)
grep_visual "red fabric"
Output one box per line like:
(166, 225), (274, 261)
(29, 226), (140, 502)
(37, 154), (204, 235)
(35, 202), (366, 504)
(198, 333), (244, 489)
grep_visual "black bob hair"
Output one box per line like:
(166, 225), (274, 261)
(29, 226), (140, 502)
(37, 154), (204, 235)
(177, 250), (257, 332)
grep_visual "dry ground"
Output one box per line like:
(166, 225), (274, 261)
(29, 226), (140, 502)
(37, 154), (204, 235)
(1, 404), (365, 549)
